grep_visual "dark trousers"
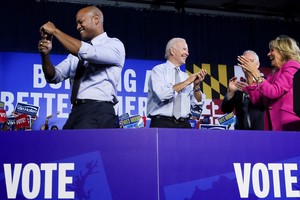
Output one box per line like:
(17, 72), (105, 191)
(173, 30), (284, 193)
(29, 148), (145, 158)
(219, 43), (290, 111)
(149, 117), (191, 128)
(63, 101), (116, 129)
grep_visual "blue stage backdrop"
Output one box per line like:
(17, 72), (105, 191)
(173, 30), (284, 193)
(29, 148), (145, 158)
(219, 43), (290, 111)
(1, 52), (239, 130)
(0, 52), (164, 129)
(1, 52), (274, 130)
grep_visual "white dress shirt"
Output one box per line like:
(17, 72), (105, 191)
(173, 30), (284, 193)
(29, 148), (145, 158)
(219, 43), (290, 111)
(51, 32), (126, 104)
(147, 60), (205, 118)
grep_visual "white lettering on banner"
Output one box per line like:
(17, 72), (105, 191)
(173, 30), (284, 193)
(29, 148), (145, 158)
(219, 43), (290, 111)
(22, 163), (41, 198)
(115, 96), (123, 115)
(33, 64), (47, 88)
(1, 91), (149, 119)
(56, 94), (69, 118)
(44, 93), (56, 117)
(31, 92), (43, 108)
(233, 163), (300, 198)
(268, 163), (283, 197)
(1, 91), (70, 117)
(0, 91), (15, 112)
(252, 163), (269, 198)
(138, 97), (147, 116)
(58, 163), (75, 198)
(125, 96), (136, 114)
(117, 68), (139, 92)
(17, 92), (29, 105)
(124, 69), (136, 92)
(41, 163), (57, 198)
(33, 64), (70, 89)
(3, 163), (74, 199)
(284, 164), (300, 197)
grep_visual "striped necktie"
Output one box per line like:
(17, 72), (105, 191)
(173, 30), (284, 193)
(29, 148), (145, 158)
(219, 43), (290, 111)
(70, 41), (92, 104)
(70, 59), (85, 104)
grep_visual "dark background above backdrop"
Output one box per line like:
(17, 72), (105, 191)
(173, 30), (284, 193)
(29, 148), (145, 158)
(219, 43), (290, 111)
(1, 0), (300, 68)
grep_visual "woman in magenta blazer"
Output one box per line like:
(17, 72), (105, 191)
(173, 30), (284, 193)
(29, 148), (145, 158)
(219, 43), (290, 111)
(237, 35), (300, 131)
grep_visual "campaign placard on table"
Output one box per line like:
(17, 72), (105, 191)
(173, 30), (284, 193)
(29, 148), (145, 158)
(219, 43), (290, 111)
(119, 114), (145, 128)
(6, 116), (16, 130)
(14, 114), (30, 130)
(199, 124), (227, 130)
(14, 102), (39, 118)
(0, 109), (7, 123)
(217, 112), (236, 126)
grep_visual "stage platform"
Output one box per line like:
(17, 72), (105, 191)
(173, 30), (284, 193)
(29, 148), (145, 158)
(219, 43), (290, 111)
(1, 128), (300, 200)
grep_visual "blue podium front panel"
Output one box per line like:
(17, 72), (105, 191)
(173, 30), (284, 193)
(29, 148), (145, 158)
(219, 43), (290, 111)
(1, 129), (300, 200)
(0, 129), (158, 200)
(158, 129), (300, 200)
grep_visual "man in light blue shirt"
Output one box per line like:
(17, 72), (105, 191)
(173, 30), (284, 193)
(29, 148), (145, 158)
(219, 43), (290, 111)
(147, 38), (207, 128)
(38, 6), (125, 129)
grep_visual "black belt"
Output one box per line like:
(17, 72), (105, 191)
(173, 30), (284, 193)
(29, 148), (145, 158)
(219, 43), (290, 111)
(150, 115), (189, 123)
(73, 99), (111, 106)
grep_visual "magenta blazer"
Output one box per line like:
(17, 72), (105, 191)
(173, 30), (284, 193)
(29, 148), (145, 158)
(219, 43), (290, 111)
(245, 60), (300, 131)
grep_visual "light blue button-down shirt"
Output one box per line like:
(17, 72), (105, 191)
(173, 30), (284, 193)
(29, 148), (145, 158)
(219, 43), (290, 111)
(51, 32), (125, 104)
(147, 60), (205, 118)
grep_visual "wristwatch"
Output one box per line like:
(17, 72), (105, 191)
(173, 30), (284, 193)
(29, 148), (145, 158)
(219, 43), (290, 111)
(254, 76), (264, 84)
(193, 85), (201, 92)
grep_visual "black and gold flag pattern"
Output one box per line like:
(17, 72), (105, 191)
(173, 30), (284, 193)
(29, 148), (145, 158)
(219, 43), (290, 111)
(186, 63), (234, 100)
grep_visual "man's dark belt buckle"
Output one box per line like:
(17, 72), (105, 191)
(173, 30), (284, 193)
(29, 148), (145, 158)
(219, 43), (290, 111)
(173, 119), (180, 123)
(174, 117), (187, 123)
(73, 99), (101, 106)
(151, 115), (188, 123)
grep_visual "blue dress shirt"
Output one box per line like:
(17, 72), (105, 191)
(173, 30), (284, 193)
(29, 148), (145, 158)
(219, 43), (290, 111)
(51, 32), (125, 104)
(147, 60), (205, 118)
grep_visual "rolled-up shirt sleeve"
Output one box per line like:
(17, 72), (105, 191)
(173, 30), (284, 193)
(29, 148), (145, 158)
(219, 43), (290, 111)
(151, 65), (176, 102)
(78, 37), (125, 67)
(48, 32), (125, 104)
(50, 54), (75, 84)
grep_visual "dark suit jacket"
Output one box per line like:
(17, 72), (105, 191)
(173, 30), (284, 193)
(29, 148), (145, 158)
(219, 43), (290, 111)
(221, 90), (264, 130)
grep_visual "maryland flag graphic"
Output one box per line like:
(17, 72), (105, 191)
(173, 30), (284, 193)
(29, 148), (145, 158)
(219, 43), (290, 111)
(185, 63), (235, 126)
(186, 63), (234, 100)
(185, 63), (272, 127)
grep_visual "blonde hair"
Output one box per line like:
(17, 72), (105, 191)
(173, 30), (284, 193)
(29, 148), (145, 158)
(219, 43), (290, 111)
(269, 35), (300, 63)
